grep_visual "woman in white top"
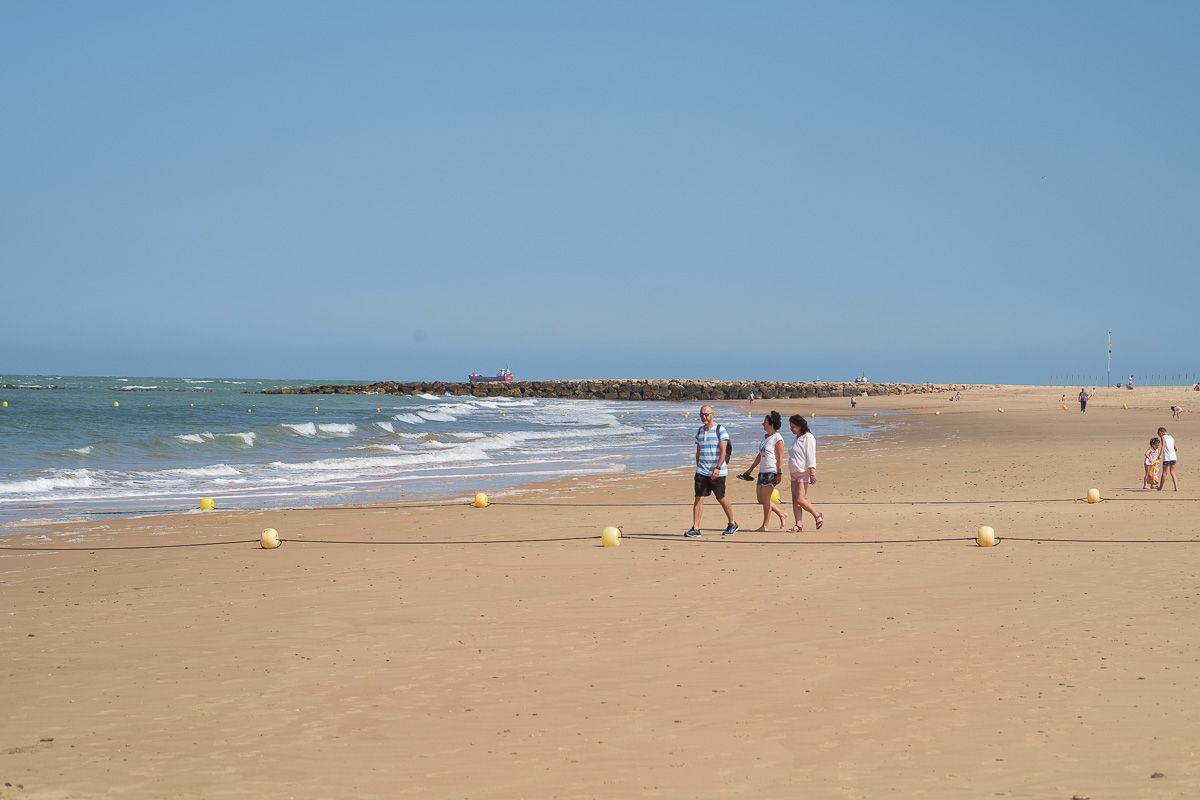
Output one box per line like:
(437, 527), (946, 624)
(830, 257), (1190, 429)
(787, 414), (824, 531)
(739, 410), (787, 531)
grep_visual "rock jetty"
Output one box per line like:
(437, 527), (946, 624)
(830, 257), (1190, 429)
(264, 380), (973, 401)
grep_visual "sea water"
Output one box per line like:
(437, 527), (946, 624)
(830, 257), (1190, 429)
(0, 375), (875, 529)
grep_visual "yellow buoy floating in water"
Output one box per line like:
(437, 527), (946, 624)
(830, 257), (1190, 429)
(260, 527), (281, 549)
(190, 402), (195, 407)
(1, 400), (7, 408)
(473, 492), (489, 508)
(247, 408), (253, 414)
(199, 497), (215, 511)
(601, 526), (621, 548)
(770, 488), (781, 504)
(113, 401), (120, 408)
(977, 525), (996, 547)
(1087, 488), (1101, 504)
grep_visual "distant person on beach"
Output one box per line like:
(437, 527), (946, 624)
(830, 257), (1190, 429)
(1171, 405), (1184, 419)
(685, 405), (738, 538)
(739, 411), (787, 531)
(1128, 375), (1135, 390)
(786, 414), (824, 532)
(850, 396), (857, 408)
(748, 391), (755, 414)
(1157, 426), (1179, 491)
(1078, 388), (1090, 412)
(1144, 437), (1162, 489)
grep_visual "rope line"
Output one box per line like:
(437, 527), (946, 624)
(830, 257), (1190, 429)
(5, 532), (1200, 552)
(5, 495), (1197, 518)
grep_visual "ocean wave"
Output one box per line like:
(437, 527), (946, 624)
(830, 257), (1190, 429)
(417, 393), (440, 400)
(176, 432), (216, 444)
(70, 446), (94, 455)
(417, 410), (457, 423)
(268, 446), (489, 474)
(183, 379), (215, 384)
(375, 421), (396, 433)
(282, 422), (357, 437)
(155, 464), (241, 479)
(0, 470), (98, 495)
(392, 413), (425, 425)
(222, 432), (257, 447)
(115, 385), (160, 391)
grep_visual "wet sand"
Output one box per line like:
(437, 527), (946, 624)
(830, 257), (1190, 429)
(2, 386), (1198, 799)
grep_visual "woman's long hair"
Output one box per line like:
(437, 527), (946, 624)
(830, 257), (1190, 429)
(789, 414), (810, 435)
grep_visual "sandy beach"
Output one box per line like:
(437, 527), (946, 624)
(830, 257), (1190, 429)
(3, 386), (1198, 799)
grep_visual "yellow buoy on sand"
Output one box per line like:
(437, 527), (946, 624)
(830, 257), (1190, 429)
(473, 492), (489, 508)
(199, 497), (215, 511)
(260, 527), (281, 549)
(601, 526), (621, 548)
(1087, 488), (1101, 504)
(770, 488), (781, 504)
(977, 525), (996, 547)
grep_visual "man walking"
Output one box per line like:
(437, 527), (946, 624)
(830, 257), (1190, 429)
(686, 405), (739, 538)
(1078, 388), (1090, 413)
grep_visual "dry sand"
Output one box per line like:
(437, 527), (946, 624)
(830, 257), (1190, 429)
(2, 386), (1198, 799)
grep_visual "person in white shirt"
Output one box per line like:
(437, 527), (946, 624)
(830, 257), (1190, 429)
(739, 411), (787, 531)
(786, 414), (824, 531)
(1157, 426), (1179, 491)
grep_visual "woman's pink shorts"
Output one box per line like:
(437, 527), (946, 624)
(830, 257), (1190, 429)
(790, 473), (812, 486)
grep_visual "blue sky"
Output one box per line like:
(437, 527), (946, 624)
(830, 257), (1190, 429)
(2, 2), (1197, 383)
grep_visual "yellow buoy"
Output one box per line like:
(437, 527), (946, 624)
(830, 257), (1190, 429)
(872, 412), (878, 418)
(500, 411), (506, 417)
(934, 410), (941, 416)
(260, 527), (281, 549)
(190, 402), (195, 407)
(113, 401), (120, 408)
(473, 492), (489, 508)
(601, 526), (621, 547)
(199, 497), (215, 511)
(997, 408), (1005, 413)
(977, 525), (996, 547)
(811, 412), (817, 419)
(1087, 488), (1101, 504)
(562, 410), (568, 416)
(247, 408), (253, 414)
(770, 488), (781, 504)
(1, 400), (7, 408)
(683, 412), (689, 418)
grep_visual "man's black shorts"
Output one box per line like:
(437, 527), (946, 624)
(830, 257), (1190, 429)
(694, 473), (726, 500)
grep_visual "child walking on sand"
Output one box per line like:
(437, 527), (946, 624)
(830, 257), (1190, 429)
(1144, 437), (1161, 489)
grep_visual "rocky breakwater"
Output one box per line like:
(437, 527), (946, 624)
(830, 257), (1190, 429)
(264, 380), (974, 401)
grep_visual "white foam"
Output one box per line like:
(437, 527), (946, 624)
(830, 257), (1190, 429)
(417, 393), (440, 400)
(417, 410), (457, 422)
(0, 470), (98, 495)
(375, 421), (396, 433)
(71, 446), (94, 455)
(282, 423), (318, 437)
(392, 413), (425, 425)
(117, 385), (159, 391)
(176, 432), (216, 444)
(317, 423), (356, 436)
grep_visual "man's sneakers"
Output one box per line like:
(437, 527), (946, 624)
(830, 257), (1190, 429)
(685, 522), (739, 538)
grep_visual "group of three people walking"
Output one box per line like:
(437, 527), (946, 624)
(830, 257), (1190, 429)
(686, 405), (824, 538)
